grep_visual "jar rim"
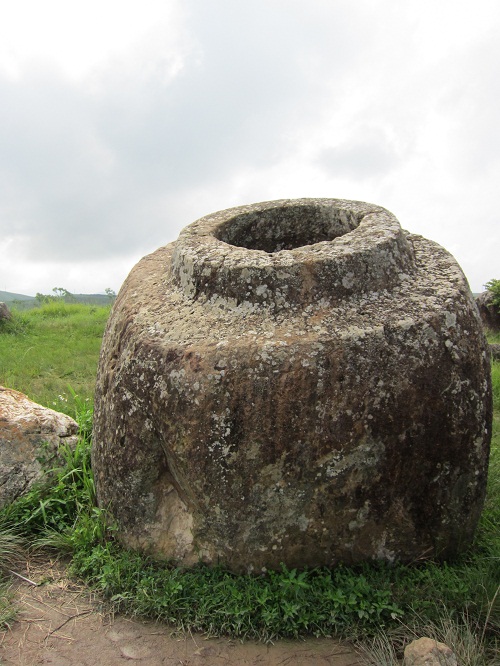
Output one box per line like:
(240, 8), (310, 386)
(171, 198), (416, 309)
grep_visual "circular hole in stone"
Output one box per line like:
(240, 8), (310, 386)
(215, 203), (361, 253)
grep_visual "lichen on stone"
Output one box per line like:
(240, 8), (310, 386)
(92, 198), (491, 573)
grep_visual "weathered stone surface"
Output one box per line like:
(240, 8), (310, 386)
(476, 290), (500, 332)
(92, 198), (491, 572)
(0, 386), (78, 506)
(404, 637), (457, 666)
(490, 343), (500, 361)
(0, 302), (12, 322)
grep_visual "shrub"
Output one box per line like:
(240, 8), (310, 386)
(485, 279), (500, 310)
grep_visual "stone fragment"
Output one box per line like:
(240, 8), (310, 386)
(476, 290), (500, 332)
(490, 343), (500, 361)
(92, 198), (492, 572)
(0, 386), (78, 506)
(0, 302), (12, 322)
(404, 637), (457, 666)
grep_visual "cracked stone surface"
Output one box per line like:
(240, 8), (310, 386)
(0, 386), (78, 507)
(92, 198), (492, 572)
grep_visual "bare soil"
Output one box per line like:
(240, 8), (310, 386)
(0, 558), (364, 666)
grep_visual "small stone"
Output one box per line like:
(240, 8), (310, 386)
(0, 302), (12, 322)
(404, 637), (458, 666)
(476, 290), (500, 332)
(490, 343), (500, 361)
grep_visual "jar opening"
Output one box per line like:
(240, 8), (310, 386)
(215, 204), (360, 253)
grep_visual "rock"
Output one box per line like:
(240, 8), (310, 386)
(0, 386), (78, 506)
(490, 343), (500, 361)
(476, 290), (500, 332)
(92, 198), (492, 572)
(0, 302), (12, 322)
(404, 637), (457, 665)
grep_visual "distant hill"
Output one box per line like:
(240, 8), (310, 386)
(65, 293), (114, 305)
(0, 291), (114, 309)
(0, 290), (36, 303)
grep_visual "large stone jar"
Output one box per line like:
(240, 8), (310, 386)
(92, 198), (491, 573)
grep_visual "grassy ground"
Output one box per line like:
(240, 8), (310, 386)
(0, 302), (109, 414)
(0, 303), (499, 663)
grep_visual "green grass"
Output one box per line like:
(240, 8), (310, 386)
(0, 302), (110, 415)
(0, 529), (25, 629)
(0, 305), (499, 660)
(492, 363), (500, 412)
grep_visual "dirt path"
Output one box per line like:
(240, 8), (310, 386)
(0, 559), (364, 666)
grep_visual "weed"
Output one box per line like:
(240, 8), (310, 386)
(0, 528), (25, 630)
(67, 386), (94, 440)
(492, 361), (500, 411)
(0, 580), (16, 629)
(407, 608), (500, 666)
(0, 310), (31, 336)
(355, 632), (400, 665)
(0, 529), (24, 572)
(68, 547), (404, 640)
(485, 279), (500, 310)
(357, 606), (500, 666)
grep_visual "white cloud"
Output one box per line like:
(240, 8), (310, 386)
(0, 0), (187, 81)
(0, 0), (498, 295)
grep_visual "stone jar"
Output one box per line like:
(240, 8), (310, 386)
(92, 198), (491, 573)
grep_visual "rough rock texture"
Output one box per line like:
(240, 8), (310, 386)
(476, 290), (500, 332)
(0, 302), (12, 322)
(92, 198), (491, 572)
(404, 637), (457, 666)
(0, 386), (78, 506)
(490, 343), (500, 361)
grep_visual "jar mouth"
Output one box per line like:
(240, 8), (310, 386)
(171, 198), (416, 310)
(215, 204), (360, 253)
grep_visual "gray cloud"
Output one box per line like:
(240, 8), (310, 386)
(317, 128), (402, 180)
(0, 1), (376, 262)
(0, 1), (498, 294)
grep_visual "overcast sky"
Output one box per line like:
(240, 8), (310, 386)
(0, 0), (498, 296)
